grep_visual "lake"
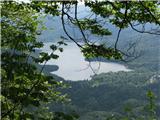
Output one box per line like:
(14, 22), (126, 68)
(41, 42), (132, 81)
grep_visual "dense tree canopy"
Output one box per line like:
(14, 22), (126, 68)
(1, 1), (68, 119)
(28, 0), (160, 61)
(1, 0), (160, 120)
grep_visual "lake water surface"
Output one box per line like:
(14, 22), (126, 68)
(42, 42), (131, 81)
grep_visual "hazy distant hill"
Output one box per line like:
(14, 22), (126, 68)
(38, 5), (160, 120)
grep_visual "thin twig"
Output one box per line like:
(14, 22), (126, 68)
(61, 2), (83, 48)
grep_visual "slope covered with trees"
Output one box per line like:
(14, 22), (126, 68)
(1, 1), (160, 120)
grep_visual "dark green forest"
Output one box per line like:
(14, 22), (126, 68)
(1, 0), (160, 120)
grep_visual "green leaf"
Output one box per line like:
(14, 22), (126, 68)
(50, 53), (59, 59)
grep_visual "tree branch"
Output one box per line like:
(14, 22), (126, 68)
(74, 2), (90, 45)
(61, 2), (83, 48)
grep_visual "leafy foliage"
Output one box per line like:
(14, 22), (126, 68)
(85, 1), (160, 27)
(74, 18), (111, 36)
(1, 1), (160, 120)
(1, 1), (67, 119)
(81, 44), (122, 60)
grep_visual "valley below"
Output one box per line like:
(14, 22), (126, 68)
(41, 42), (132, 81)
(38, 15), (160, 120)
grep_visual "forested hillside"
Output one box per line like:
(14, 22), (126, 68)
(1, 1), (160, 120)
(40, 12), (160, 120)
